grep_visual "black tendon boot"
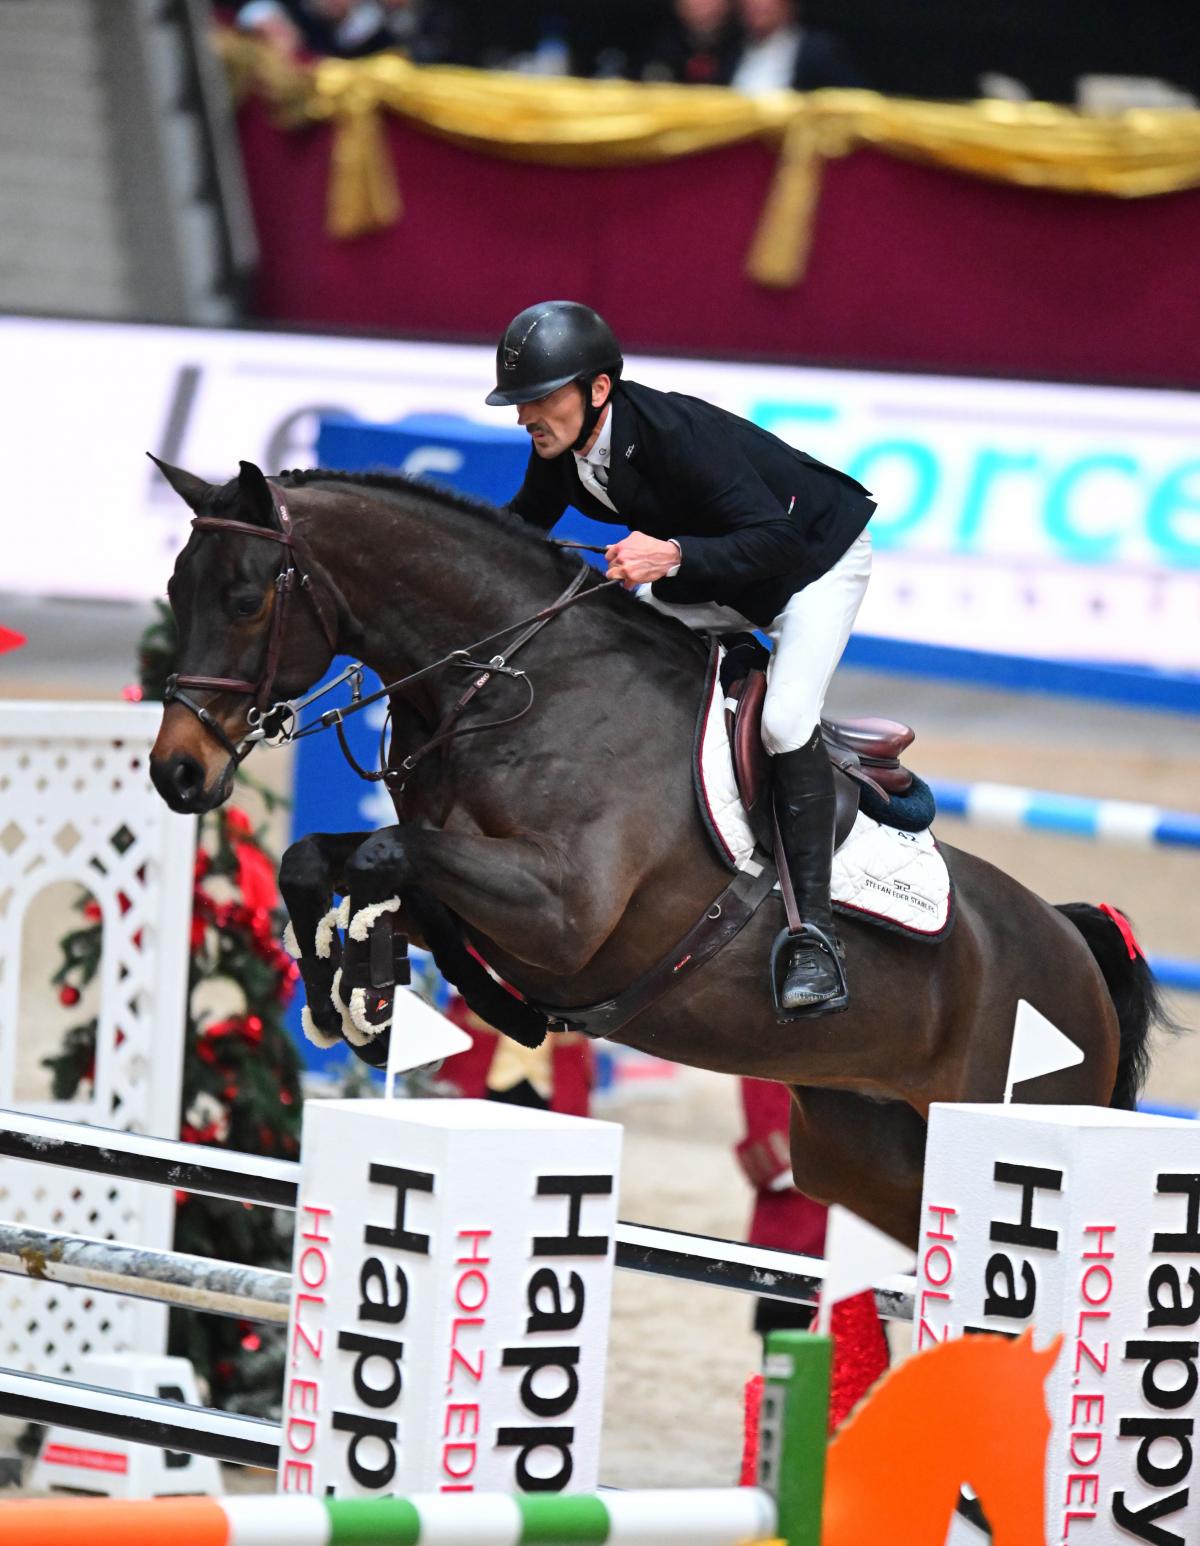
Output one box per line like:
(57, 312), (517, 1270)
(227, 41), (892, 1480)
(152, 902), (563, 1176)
(771, 731), (849, 1017)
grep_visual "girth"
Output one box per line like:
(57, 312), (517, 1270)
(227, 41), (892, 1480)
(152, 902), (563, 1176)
(526, 861), (778, 1038)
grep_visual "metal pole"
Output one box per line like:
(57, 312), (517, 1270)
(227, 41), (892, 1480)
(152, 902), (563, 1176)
(0, 1221), (289, 1323)
(0, 1365), (280, 1470)
(0, 1106), (298, 1208)
(0, 1106), (918, 1320)
(615, 1220), (916, 1322)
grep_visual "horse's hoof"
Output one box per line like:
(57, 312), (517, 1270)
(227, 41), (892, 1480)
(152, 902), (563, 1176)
(346, 983), (394, 1046)
(300, 1004), (344, 1049)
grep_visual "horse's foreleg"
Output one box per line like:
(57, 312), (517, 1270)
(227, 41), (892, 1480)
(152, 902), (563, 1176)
(335, 823), (605, 1052)
(342, 824), (617, 978)
(279, 831), (372, 1048)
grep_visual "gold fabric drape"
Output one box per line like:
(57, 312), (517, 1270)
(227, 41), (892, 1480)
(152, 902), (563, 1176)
(220, 31), (1200, 286)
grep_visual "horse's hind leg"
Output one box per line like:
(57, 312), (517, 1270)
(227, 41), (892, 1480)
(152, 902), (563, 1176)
(279, 831), (371, 1047)
(788, 1088), (928, 1250)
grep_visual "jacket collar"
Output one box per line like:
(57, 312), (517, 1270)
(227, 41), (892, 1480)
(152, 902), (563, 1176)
(601, 386), (641, 508)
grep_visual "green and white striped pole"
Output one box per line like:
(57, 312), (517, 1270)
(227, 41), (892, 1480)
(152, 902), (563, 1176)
(1, 1329), (832, 1544)
(0, 1489), (780, 1543)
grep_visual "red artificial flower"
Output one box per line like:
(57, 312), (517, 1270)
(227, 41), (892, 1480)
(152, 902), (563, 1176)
(59, 985), (80, 1007)
(236, 841), (278, 913)
(225, 807), (252, 836)
(202, 1016), (241, 1041)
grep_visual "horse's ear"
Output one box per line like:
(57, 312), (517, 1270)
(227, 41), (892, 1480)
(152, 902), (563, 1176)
(1014, 1326), (1063, 1374)
(237, 460), (279, 529)
(147, 454), (211, 512)
(1035, 1331), (1064, 1374)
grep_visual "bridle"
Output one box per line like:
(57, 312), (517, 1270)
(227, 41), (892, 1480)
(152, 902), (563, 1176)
(163, 482), (617, 782)
(163, 482), (339, 764)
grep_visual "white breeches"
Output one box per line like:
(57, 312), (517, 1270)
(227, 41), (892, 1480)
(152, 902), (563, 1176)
(636, 531), (872, 755)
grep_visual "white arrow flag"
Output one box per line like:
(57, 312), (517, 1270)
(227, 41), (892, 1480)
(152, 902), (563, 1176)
(817, 1204), (914, 1336)
(1004, 999), (1085, 1102)
(385, 988), (473, 1097)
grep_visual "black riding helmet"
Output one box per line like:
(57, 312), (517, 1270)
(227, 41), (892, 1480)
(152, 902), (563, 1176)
(486, 300), (623, 450)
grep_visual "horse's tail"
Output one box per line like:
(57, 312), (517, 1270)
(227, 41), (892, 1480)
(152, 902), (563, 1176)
(1055, 901), (1177, 1110)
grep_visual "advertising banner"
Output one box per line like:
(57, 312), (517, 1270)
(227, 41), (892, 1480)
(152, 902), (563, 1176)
(4, 314), (1197, 669)
(917, 1102), (1200, 1546)
(280, 1098), (621, 1497)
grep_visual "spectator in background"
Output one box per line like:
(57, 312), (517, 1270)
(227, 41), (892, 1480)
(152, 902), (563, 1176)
(640, 0), (739, 86)
(419, 0), (543, 70)
(235, 0), (433, 61)
(729, 0), (864, 94)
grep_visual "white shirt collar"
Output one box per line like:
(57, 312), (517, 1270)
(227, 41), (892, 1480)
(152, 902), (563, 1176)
(573, 405), (613, 471)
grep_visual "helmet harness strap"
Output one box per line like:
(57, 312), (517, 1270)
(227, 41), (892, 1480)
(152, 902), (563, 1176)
(570, 376), (607, 453)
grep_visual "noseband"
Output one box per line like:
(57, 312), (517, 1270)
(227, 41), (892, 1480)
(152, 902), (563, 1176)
(164, 482), (339, 763)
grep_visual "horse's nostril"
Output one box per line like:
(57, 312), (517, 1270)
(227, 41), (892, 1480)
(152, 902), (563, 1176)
(172, 756), (205, 801)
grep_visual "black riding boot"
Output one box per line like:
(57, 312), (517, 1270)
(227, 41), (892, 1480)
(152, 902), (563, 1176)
(772, 731), (849, 1016)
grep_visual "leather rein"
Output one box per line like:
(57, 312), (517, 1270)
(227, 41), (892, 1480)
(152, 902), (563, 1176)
(165, 481), (617, 784)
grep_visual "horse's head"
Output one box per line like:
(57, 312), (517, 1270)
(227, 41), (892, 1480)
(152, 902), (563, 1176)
(149, 458), (342, 814)
(823, 1325), (1062, 1546)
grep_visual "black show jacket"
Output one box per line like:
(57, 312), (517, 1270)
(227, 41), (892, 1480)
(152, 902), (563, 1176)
(508, 380), (875, 627)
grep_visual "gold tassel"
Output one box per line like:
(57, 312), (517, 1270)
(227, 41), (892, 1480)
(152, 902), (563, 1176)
(746, 113), (826, 288)
(328, 95), (403, 239)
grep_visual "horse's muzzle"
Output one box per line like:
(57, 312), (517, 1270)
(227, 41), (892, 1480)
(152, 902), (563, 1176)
(149, 751), (230, 814)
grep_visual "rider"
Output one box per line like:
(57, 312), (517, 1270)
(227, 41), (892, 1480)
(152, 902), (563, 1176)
(486, 300), (875, 1017)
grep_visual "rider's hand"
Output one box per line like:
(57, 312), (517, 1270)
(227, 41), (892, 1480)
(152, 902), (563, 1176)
(605, 533), (681, 589)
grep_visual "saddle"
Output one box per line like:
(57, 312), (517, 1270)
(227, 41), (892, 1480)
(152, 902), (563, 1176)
(725, 666), (916, 851)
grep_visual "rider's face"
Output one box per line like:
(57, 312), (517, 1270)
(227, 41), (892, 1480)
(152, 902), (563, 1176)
(516, 376), (611, 458)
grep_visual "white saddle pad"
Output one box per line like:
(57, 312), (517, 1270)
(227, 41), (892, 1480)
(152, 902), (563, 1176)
(695, 655), (953, 940)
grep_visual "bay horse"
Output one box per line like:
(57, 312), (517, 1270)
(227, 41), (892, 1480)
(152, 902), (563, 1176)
(148, 459), (1164, 1247)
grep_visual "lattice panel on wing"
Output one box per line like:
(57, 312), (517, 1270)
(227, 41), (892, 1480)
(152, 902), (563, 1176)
(0, 1166), (158, 1371)
(0, 705), (195, 1374)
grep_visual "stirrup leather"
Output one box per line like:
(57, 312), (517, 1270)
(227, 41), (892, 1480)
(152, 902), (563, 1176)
(770, 922), (849, 1021)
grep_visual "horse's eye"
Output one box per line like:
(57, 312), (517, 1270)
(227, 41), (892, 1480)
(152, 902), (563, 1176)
(230, 592), (263, 619)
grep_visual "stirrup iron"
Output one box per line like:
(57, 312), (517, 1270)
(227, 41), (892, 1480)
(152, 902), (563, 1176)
(770, 922), (849, 1021)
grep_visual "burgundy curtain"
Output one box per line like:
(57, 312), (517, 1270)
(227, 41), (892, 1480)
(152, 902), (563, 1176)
(240, 101), (1200, 388)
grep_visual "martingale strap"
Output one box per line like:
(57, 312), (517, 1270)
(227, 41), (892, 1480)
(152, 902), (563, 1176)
(528, 860), (778, 1039)
(342, 564), (596, 789)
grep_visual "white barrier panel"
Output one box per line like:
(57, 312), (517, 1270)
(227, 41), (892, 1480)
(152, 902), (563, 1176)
(0, 703), (194, 1376)
(917, 1103), (1200, 1546)
(280, 1099), (622, 1499)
